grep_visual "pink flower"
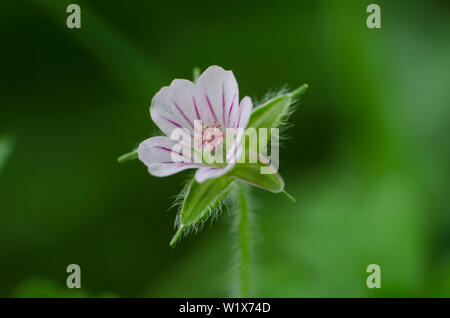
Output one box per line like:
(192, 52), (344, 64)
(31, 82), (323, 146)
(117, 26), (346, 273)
(138, 66), (253, 183)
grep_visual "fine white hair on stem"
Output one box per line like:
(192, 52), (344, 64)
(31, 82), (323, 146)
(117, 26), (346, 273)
(227, 182), (258, 297)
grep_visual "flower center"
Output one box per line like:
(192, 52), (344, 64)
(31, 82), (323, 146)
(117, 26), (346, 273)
(200, 122), (224, 154)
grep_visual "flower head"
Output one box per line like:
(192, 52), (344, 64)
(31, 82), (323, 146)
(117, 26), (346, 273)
(120, 65), (308, 245)
(138, 66), (253, 183)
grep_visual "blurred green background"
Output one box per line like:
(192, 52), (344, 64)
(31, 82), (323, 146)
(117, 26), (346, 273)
(1, 0), (449, 297)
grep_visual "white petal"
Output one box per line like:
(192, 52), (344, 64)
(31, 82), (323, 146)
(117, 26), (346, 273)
(150, 79), (198, 137)
(194, 162), (236, 183)
(222, 97), (252, 164)
(237, 96), (253, 128)
(138, 136), (199, 177)
(195, 65), (239, 129)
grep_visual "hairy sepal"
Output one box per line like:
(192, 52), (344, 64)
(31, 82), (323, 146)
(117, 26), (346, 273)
(231, 156), (284, 193)
(170, 176), (235, 246)
(247, 84), (308, 150)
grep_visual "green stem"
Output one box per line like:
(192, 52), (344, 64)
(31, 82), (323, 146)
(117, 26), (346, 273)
(236, 184), (251, 297)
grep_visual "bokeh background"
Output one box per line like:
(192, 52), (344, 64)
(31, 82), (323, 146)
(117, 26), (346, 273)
(1, 0), (449, 297)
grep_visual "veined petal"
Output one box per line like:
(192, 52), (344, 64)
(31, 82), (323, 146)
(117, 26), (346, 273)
(150, 79), (198, 137)
(138, 136), (199, 177)
(195, 65), (239, 129)
(222, 97), (252, 165)
(194, 161), (235, 183)
(236, 96), (253, 128)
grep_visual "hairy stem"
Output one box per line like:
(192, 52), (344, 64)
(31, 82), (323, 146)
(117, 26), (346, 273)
(236, 184), (251, 297)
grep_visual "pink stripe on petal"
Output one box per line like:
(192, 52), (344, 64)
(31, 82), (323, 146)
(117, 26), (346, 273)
(172, 100), (194, 128)
(154, 146), (191, 160)
(192, 96), (201, 121)
(227, 92), (236, 126)
(161, 116), (193, 138)
(222, 82), (226, 126)
(205, 94), (218, 123)
(163, 116), (183, 128)
(154, 146), (173, 152)
(160, 162), (193, 166)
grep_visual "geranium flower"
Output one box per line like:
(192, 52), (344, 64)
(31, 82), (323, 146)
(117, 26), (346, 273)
(138, 66), (252, 183)
(119, 65), (308, 296)
(119, 65), (307, 249)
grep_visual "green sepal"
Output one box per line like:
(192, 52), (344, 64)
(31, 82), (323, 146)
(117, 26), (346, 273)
(248, 84), (308, 131)
(231, 156), (284, 193)
(118, 148), (138, 163)
(246, 84), (308, 152)
(247, 95), (291, 132)
(170, 176), (235, 246)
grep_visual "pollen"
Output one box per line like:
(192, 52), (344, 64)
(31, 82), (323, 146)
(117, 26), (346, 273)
(200, 121), (225, 153)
